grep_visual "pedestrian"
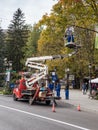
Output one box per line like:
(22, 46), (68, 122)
(55, 79), (61, 98)
(65, 80), (69, 99)
(85, 82), (88, 92)
(72, 80), (75, 89)
(82, 82), (87, 94)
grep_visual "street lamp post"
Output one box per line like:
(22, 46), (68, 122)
(65, 68), (70, 100)
(63, 26), (81, 99)
(88, 64), (92, 95)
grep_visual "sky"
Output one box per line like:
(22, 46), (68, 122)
(0, 0), (57, 29)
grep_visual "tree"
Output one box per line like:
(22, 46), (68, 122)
(37, 4), (68, 78)
(55, 0), (98, 86)
(0, 27), (5, 72)
(6, 8), (29, 72)
(24, 23), (41, 58)
(0, 27), (6, 86)
(37, 0), (98, 81)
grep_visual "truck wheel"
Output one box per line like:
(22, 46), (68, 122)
(46, 100), (51, 105)
(13, 94), (18, 101)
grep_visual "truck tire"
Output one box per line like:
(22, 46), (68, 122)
(13, 94), (18, 101)
(46, 100), (51, 105)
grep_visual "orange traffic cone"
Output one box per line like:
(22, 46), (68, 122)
(77, 104), (81, 111)
(52, 102), (56, 112)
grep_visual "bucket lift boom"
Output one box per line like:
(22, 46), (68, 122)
(25, 26), (81, 89)
(25, 53), (78, 89)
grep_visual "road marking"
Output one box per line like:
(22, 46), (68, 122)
(0, 104), (90, 130)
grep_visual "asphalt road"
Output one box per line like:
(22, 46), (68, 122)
(0, 95), (98, 130)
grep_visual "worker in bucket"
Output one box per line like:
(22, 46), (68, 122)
(64, 26), (75, 43)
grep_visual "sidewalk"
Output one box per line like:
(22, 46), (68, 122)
(60, 89), (98, 113)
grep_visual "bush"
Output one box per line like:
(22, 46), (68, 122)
(3, 86), (12, 95)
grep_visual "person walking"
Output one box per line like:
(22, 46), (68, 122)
(82, 82), (87, 95)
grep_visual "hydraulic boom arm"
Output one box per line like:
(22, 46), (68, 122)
(25, 48), (78, 89)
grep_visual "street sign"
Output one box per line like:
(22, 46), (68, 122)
(6, 71), (10, 82)
(69, 75), (75, 80)
(6, 70), (16, 73)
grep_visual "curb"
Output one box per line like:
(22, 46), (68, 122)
(0, 94), (12, 97)
(61, 99), (98, 113)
